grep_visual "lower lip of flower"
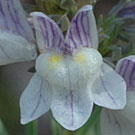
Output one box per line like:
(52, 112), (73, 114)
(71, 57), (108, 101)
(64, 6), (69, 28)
(35, 47), (103, 88)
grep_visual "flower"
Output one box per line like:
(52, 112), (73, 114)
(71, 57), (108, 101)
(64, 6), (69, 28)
(0, 0), (37, 65)
(100, 55), (135, 135)
(20, 5), (126, 131)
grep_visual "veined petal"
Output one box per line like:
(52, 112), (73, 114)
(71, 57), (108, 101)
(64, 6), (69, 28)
(66, 5), (98, 49)
(0, 31), (36, 65)
(91, 63), (126, 109)
(50, 59), (94, 130)
(50, 60), (93, 130)
(30, 12), (65, 52)
(117, 91), (135, 125)
(116, 55), (135, 91)
(100, 109), (135, 135)
(20, 73), (51, 124)
(0, 0), (34, 41)
(51, 84), (93, 131)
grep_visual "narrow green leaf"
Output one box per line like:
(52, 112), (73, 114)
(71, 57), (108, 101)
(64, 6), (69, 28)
(51, 117), (63, 135)
(77, 106), (102, 135)
(0, 119), (9, 135)
(97, 14), (103, 28)
(25, 121), (38, 135)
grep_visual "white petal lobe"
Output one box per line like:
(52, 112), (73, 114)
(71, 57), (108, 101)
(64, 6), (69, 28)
(91, 63), (126, 109)
(20, 73), (51, 124)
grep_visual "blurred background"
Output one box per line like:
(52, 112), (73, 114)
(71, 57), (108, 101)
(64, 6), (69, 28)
(0, 0), (120, 134)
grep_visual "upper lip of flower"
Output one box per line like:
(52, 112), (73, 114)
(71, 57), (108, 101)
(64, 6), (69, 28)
(30, 5), (98, 55)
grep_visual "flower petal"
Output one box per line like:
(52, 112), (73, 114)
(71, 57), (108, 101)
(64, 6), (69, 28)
(117, 91), (135, 125)
(100, 109), (135, 135)
(91, 63), (126, 109)
(0, 0), (37, 65)
(116, 55), (135, 91)
(20, 73), (51, 124)
(30, 12), (65, 52)
(51, 85), (93, 131)
(0, 0), (35, 41)
(66, 5), (98, 49)
(0, 32), (36, 65)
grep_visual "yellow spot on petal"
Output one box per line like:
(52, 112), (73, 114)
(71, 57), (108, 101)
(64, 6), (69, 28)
(74, 52), (87, 64)
(49, 55), (62, 64)
(48, 55), (62, 70)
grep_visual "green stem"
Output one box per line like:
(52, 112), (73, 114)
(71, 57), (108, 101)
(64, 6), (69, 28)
(51, 117), (63, 135)
(94, 117), (101, 135)
(63, 130), (75, 135)
(25, 121), (38, 135)
(77, 106), (102, 135)
(0, 119), (9, 135)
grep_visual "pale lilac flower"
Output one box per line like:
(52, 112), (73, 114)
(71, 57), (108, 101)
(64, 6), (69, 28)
(101, 56), (135, 135)
(20, 5), (126, 131)
(0, 0), (37, 65)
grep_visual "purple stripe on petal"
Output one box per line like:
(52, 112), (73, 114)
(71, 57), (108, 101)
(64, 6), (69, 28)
(31, 12), (66, 53)
(118, 59), (126, 75)
(11, 0), (33, 40)
(58, 38), (62, 48)
(30, 80), (46, 118)
(42, 17), (50, 47)
(100, 68), (117, 105)
(121, 60), (130, 78)
(51, 80), (93, 130)
(129, 63), (135, 89)
(80, 12), (89, 47)
(31, 95), (41, 118)
(49, 21), (55, 48)
(39, 20), (46, 48)
(116, 56), (135, 91)
(86, 11), (92, 47)
(0, 2), (8, 30)
(7, 2), (21, 35)
(38, 17), (50, 49)
(20, 74), (51, 124)
(66, 5), (98, 49)
(92, 63), (126, 109)
(0, 0), (34, 41)
(69, 29), (77, 48)
(67, 64), (74, 127)
(74, 13), (83, 45)
(69, 90), (74, 126)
